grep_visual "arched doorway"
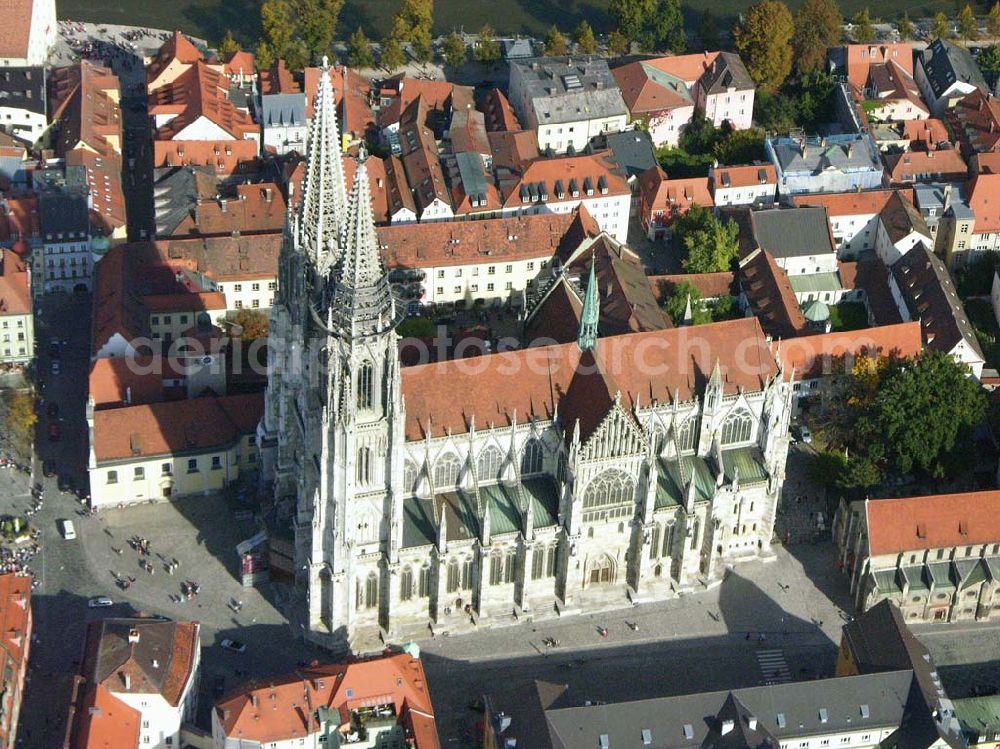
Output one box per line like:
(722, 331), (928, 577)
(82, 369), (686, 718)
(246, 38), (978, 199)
(586, 554), (614, 586)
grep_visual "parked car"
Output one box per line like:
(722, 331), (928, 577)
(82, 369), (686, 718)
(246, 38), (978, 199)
(47, 423), (60, 442)
(88, 597), (113, 608)
(46, 402), (59, 419)
(221, 639), (246, 653)
(798, 426), (813, 444)
(58, 519), (76, 540)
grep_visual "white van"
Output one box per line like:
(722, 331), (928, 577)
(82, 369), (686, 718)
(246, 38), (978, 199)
(59, 519), (76, 540)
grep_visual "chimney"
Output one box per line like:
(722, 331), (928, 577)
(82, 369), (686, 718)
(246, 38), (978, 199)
(128, 628), (140, 644)
(721, 719), (735, 735)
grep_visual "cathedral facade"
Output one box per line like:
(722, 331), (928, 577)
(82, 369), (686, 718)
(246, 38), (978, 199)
(260, 62), (794, 651)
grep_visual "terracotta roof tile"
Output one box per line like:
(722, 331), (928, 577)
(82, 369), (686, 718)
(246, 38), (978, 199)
(92, 393), (262, 461)
(401, 317), (777, 440)
(72, 683), (141, 749)
(844, 43), (914, 90)
(791, 188), (909, 217)
(0, 0), (33, 59)
(261, 59), (299, 95)
(638, 166), (713, 229)
(503, 151), (629, 209)
(883, 147), (967, 185)
(0, 249), (30, 316)
(478, 88), (521, 132)
(739, 248), (808, 340)
(866, 491), (1000, 555)
(89, 356), (173, 409)
(613, 61), (694, 116)
(0, 197), (40, 245)
(488, 130), (539, 175)
(151, 61), (257, 141)
(215, 653), (440, 747)
(147, 32), (207, 93)
(648, 272), (735, 302)
(968, 170), (1000, 234)
(644, 52), (720, 85)
(168, 183), (285, 237)
(222, 51), (256, 79)
(948, 89), (1000, 157)
(379, 74), (455, 128)
(304, 64), (374, 138)
(903, 118), (950, 148)
(153, 139), (259, 172)
(775, 321), (922, 379)
(711, 163), (776, 191)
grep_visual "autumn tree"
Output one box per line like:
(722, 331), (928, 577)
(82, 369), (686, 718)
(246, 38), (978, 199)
(410, 25), (433, 62)
(932, 11), (951, 39)
(989, 2), (1000, 37)
(852, 8), (876, 43)
(298, 0), (344, 60)
(607, 30), (630, 56)
(233, 309), (270, 340)
(958, 4), (978, 40)
(609, 0), (657, 40)
(393, 0), (434, 44)
(573, 20), (598, 54)
(218, 30), (241, 57)
(255, 41), (274, 70)
(794, 0), (843, 74)
(380, 36), (406, 70)
(734, 0), (795, 91)
(2, 391), (36, 462)
(475, 24), (501, 63)
(898, 12), (914, 40)
(260, 0), (296, 62)
(347, 27), (374, 68)
(977, 44), (1000, 84)
(544, 26), (567, 56)
(443, 32), (466, 67)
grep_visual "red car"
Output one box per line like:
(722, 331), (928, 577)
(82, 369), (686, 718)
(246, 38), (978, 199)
(47, 423), (60, 442)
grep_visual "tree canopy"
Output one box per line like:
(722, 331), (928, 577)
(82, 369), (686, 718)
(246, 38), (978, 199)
(931, 12), (951, 40)
(794, 0), (843, 74)
(897, 12), (914, 40)
(443, 31), (466, 67)
(347, 27), (374, 68)
(697, 11), (720, 51)
(977, 45), (1000, 86)
(233, 309), (270, 340)
(664, 281), (708, 325)
(734, 0), (795, 91)
(380, 36), (406, 70)
(218, 30), (241, 57)
(474, 24), (501, 63)
(258, 0), (342, 66)
(608, 30), (630, 56)
(1, 391), (35, 463)
(673, 205), (741, 273)
(851, 8), (875, 43)
(573, 20), (598, 54)
(609, 0), (685, 52)
(958, 4), (978, 40)
(828, 351), (986, 487)
(544, 26), (567, 56)
(989, 2), (1000, 38)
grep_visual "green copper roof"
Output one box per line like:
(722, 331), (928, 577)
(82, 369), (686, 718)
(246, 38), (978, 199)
(901, 565), (928, 592)
(873, 569), (902, 594)
(482, 482), (522, 536)
(578, 258), (599, 352)
(954, 558), (988, 588)
(656, 455), (715, 508)
(801, 299), (831, 322)
(927, 561), (955, 591)
(720, 447), (769, 484)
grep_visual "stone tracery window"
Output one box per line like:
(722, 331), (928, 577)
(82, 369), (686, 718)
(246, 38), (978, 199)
(356, 446), (373, 485)
(521, 439), (543, 474)
(583, 469), (635, 509)
(357, 360), (374, 409)
(676, 415), (700, 452)
(477, 446), (502, 482)
(434, 452), (461, 488)
(400, 566), (413, 601)
(721, 408), (753, 445)
(403, 461), (418, 494)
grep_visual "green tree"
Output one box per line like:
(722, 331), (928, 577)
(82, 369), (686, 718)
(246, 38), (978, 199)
(380, 36), (406, 70)
(398, 317), (437, 337)
(663, 281), (712, 325)
(255, 41), (274, 70)
(443, 32), (466, 67)
(958, 3), (978, 40)
(932, 11), (951, 39)
(794, 0), (843, 74)
(389, 14), (411, 42)
(260, 0), (296, 61)
(674, 205), (741, 273)
(233, 309), (270, 340)
(898, 12), (914, 40)
(839, 351), (986, 483)
(697, 11), (720, 51)
(651, 0), (686, 52)
(607, 29), (630, 56)
(393, 0), (433, 42)
(218, 30), (241, 57)
(347, 27), (374, 68)
(734, 0), (795, 91)
(852, 8), (876, 43)
(609, 0), (657, 39)
(989, 2), (1000, 37)
(544, 26), (567, 56)
(475, 24), (501, 62)
(712, 126), (766, 164)
(411, 25), (434, 62)
(3, 391), (35, 462)
(679, 110), (718, 153)
(298, 0), (344, 60)
(977, 44), (1000, 84)
(573, 20), (598, 54)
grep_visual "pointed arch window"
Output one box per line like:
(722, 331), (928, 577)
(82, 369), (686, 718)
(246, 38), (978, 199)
(545, 545), (557, 577)
(363, 572), (378, 609)
(676, 415), (700, 453)
(521, 439), (543, 474)
(356, 447), (373, 485)
(400, 566), (413, 601)
(434, 453), (461, 488)
(446, 558), (460, 593)
(583, 469), (635, 509)
(587, 555), (613, 585)
(721, 408), (753, 445)
(403, 461), (418, 494)
(531, 546), (545, 580)
(477, 446), (503, 482)
(649, 524), (661, 561)
(418, 564), (431, 598)
(357, 361), (375, 410)
(489, 550), (503, 585)
(504, 549), (517, 584)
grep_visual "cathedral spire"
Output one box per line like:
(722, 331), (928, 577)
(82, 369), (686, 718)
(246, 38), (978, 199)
(329, 148), (397, 336)
(578, 254), (599, 352)
(298, 56), (347, 270)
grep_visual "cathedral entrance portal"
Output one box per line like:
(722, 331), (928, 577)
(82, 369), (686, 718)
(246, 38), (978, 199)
(587, 555), (614, 586)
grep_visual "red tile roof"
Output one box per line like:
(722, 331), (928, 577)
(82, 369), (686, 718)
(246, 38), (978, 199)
(791, 188), (910, 217)
(648, 272), (735, 302)
(0, 196), (40, 245)
(151, 61), (257, 141)
(0, 574), (31, 748)
(638, 166), (713, 228)
(305, 64), (375, 139)
(503, 151), (629, 209)
(739, 248), (808, 340)
(168, 183), (285, 238)
(844, 43), (914, 90)
(613, 60), (694, 116)
(92, 393), (262, 461)
(866, 491), (1000, 555)
(0, 249), (31, 316)
(711, 163), (776, 191)
(903, 118), (950, 149)
(261, 59), (299, 95)
(399, 98), (451, 214)
(967, 171), (1000, 234)
(948, 89), (1000, 156)
(377, 210), (586, 269)
(72, 683), (142, 749)
(379, 74), (455, 128)
(215, 653), (440, 748)
(645, 52), (721, 85)
(775, 321), (922, 379)
(479, 88), (521, 132)
(0, 0), (34, 60)
(222, 51), (256, 80)
(883, 147), (967, 185)
(153, 139), (259, 172)
(401, 317), (777, 440)
(147, 31), (206, 92)
(89, 356), (180, 409)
